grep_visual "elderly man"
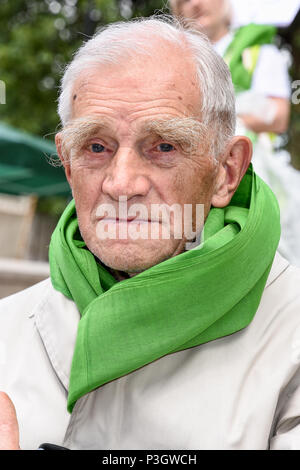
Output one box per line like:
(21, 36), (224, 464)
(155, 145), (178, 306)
(0, 16), (300, 451)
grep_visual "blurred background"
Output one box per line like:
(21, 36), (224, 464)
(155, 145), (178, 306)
(0, 0), (299, 297)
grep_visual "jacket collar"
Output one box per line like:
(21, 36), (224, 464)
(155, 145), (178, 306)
(265, 252), (289, 288)
(32, 280), (80, 391)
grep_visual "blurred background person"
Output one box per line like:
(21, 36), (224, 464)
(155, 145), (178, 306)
(170, 0), (300, 266)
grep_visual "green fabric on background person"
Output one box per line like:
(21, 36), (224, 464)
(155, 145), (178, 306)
(224, 23), (276, 93)
(223, 24), (277, 146)
(49, 165), (280, 412)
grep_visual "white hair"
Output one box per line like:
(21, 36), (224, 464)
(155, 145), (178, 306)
(57, 15), (236, 158)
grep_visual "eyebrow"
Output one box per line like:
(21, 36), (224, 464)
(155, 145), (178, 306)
(141, 117), (207, 154)
(61, 116), (113, 146)
(59, 116), (114, 159)
(60, 115), (208, 159)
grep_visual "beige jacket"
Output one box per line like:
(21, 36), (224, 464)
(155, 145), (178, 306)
(0, 252), (300, 450)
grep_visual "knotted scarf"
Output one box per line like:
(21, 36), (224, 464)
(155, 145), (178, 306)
(49, 165), (280, 412)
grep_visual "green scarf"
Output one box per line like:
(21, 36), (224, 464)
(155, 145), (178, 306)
(49, 165), (280, 412)
(224, 24), (276, 92)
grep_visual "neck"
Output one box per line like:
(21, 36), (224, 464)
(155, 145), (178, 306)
(210, 26), (230, 44)
(107, 267), (131, 282)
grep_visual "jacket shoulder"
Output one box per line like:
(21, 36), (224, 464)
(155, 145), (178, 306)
(258, 254), (300, 333)
(266, 256), (300, 304)
(0, 279), (54, 321)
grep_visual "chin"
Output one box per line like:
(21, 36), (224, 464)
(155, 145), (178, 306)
(88, 238), (182, 274)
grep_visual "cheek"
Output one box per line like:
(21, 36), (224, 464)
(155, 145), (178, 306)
(171, 159), (217, 205)
(71, 168), (102, 218)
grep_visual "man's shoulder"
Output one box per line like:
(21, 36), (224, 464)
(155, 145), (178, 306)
(266, 252), (300, 297)
(258, 252), (300, 329)
(0, 277), (50, 303)
(0, 279), (58, 323)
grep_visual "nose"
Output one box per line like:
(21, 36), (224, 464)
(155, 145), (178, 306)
(189, 0), (203, 10)
(101, 147), (152, 201)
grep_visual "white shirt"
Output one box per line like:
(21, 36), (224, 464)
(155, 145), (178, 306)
(214, 31), (291, 98)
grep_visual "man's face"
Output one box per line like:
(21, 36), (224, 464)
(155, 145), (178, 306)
(58, 45), (221, 275)
(178, 0), (229, 40)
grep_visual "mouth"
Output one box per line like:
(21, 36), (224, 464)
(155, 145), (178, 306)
(95, 216), (164, 243)
(99, 217), (159, 224)
(95, 211), (163, 223)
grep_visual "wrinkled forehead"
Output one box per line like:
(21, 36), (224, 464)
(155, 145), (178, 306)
(70, 43), (202, 121)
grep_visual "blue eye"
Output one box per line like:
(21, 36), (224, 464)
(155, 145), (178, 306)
(91, 143), (105, 153)
(158, 143), (174, 152)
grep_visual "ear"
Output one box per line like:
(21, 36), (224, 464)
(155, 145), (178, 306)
(55, 132), (72, 189)
(211, 136), (252, 208)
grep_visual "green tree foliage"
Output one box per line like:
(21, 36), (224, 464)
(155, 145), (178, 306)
(0, 0), (166, 138)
